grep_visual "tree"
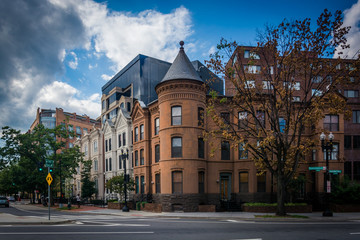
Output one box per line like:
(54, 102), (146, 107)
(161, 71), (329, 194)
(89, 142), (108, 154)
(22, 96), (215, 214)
(81, 160), (96, 200)
(106, 175), (135, 202)
(205, 10), (357, 215)
(0, 124), (83, 201)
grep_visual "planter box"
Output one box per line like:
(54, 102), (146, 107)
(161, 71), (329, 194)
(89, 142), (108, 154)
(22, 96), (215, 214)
(198, 205), (216, 212)
(142, 203), (162, 213)
(107, 202), (134, 210)
(242, 205), (312, 213)
(331, 204), (360, 212)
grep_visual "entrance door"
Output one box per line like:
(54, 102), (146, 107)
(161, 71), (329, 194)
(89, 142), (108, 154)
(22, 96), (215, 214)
(220, 173), (232, 200)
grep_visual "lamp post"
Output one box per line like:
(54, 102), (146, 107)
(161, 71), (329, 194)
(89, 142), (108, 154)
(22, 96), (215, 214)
(121, 149), (129, 212)
(320, 132), (334, 217)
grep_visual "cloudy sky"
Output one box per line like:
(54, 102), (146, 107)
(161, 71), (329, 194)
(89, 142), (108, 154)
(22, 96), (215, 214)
(0, 0), (359, 132)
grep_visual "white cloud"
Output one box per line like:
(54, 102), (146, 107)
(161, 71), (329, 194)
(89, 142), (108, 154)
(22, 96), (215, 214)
(33, 81), (101, 119)
(68, 51), (78, 69)
(51, 0), (193, 70)
(101, 74), (113, 81)
(88, 63), (97, 70)
(336, 1), (360, 58)
(0, 0), (194, 132)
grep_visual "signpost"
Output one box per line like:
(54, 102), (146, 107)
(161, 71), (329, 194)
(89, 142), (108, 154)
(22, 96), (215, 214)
(46, 170), (53, 220)
(308, 166), (326, 171)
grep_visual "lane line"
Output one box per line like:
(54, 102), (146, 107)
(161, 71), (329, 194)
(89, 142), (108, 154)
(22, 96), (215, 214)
(350, 232), (360, 235)
(0, 232), (154, 235)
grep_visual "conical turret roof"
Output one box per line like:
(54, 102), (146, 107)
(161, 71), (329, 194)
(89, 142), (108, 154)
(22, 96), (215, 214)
(161, 41), (203, 82)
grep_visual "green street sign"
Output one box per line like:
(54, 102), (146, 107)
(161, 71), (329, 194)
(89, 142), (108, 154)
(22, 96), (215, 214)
(309, 166), (326, 171)
(45, 160), (54, 168)
(329, 170), (342, 174)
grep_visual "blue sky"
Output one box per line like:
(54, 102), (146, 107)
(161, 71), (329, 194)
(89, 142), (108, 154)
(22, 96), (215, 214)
(0, 0), (359, 133)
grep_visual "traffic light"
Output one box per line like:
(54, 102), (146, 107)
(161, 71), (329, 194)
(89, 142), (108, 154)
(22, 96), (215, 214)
(49, 168), (53, 173)
(37, 162), (44, 172)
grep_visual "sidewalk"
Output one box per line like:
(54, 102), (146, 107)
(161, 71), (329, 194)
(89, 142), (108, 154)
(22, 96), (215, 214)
(1, 202), (360, 225)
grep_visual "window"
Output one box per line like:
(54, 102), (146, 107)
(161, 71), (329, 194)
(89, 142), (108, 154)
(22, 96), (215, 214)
(245, 80), (255, 88)
(155, 145), (160, 163)
(68, 125), (73, 132)
(118, 134), (122, 147)
(127, 102), (131, 112)
(198, 138), (204, 158)
(76, 126), (81, 135)
(135, 150), (138, 166)
(279, 117), (286, 133)
(262, 81), (273, 90)
(140, 149), (144, 165)
(198, 171), (205, 194)
(292, 96), (301, 102)
(344, 90), (359, 98)
(256, 110), (265, 128)
(244, 50), (260, 59)
(221, 112), (230, 127)
(109, 157), (112, 171)
(109, 138), (112, 151)
(84, 145), (88, 156)
(283, 81), (300, 90)
(353, 136), (360, 149)
(155, 174), (161, 193)
(120, 102), (124, 109)
(238, 111), (248, 129)
(135, 176), (139, 193)
(257, 173), (266, 192)
(155, 118), (159, 135)
(171, 137), (182, 158)
(105, 158), (108, 172)
(172, 171), (183, 194)
(171, 106), (182, 125)
(244, 65), (261, 74)
(312, 89), (323, 96)
(83, 128), (88, 134)
(353, 111), (360, 123)
(135, 127), (138, 142)
(102, 100), (105, 110)
(118, 155), (122, 169)
(323, 143), (339, 160)
(312, 76), (323, 83)
(69, 142), (74, 148)
(123, 132), (126, 146)
(105, 140), (108, 152)
(140, 176), (145, 194)
(312, 149), (316, 161)
(198, 107), (204, 126)
(239, 172), (249, 192)
(239, 142), (248, 159)
(94, 159), (98, 171)
(93, 141), (98, 152)
(324, 115), (339, 131)
(345, 135), (352, 149)
(221, 141), (230, 160)
(140, 125), (144, 140)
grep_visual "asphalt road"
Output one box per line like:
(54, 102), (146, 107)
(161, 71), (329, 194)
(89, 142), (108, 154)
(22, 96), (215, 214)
(1, 206), (360, 240)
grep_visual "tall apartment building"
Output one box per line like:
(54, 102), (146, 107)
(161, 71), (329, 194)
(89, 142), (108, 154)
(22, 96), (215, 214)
(30, 107), (100, 148)
(130, 42), (360, 212)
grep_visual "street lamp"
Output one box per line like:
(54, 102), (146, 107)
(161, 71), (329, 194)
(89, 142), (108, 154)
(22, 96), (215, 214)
(121, 149), (130, 212)
(320, 132), (334, 217)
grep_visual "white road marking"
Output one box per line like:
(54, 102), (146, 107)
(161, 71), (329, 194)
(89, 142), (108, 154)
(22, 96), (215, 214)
(350, 232), (360, 235)
(231, 238), (262, 240)
(0, 232), (154, 235)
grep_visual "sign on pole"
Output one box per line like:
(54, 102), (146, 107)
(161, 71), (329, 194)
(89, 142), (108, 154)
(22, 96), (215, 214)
(46, 173), (53, 186)
(329, 170), (342, 174)
(309, 166), (326, 171)
(45, 160), (54, 168)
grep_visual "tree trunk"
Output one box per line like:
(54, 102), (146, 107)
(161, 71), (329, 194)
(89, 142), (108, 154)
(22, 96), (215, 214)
(276, 174), (287, 216)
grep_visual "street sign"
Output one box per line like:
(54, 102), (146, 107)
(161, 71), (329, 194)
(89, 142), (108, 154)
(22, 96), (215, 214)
(329, 170), (342, 174)
(45, 160), (54, 168)
(46, 173), (53, 186)
(309, 166), (326, 171)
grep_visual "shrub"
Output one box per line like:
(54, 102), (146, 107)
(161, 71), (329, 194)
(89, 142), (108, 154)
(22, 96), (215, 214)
(243, 202), (307, 207)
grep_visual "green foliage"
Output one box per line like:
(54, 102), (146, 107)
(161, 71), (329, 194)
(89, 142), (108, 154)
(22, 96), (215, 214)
(136, 201), (147, 210)
(330, 177), (360, 204)
(0, 124), (83, 196)
(106, 174), (135, 201)
(81, 160), (96, 199)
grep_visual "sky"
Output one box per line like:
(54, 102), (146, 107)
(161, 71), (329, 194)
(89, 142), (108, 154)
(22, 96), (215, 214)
(0, 0), (359, 133)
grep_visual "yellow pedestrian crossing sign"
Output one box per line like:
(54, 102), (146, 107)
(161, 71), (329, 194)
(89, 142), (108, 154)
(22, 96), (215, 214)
(46, 173), (53, 186)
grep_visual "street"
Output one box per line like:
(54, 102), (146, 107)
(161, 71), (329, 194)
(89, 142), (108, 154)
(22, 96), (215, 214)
(0, 204), (360, 240)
